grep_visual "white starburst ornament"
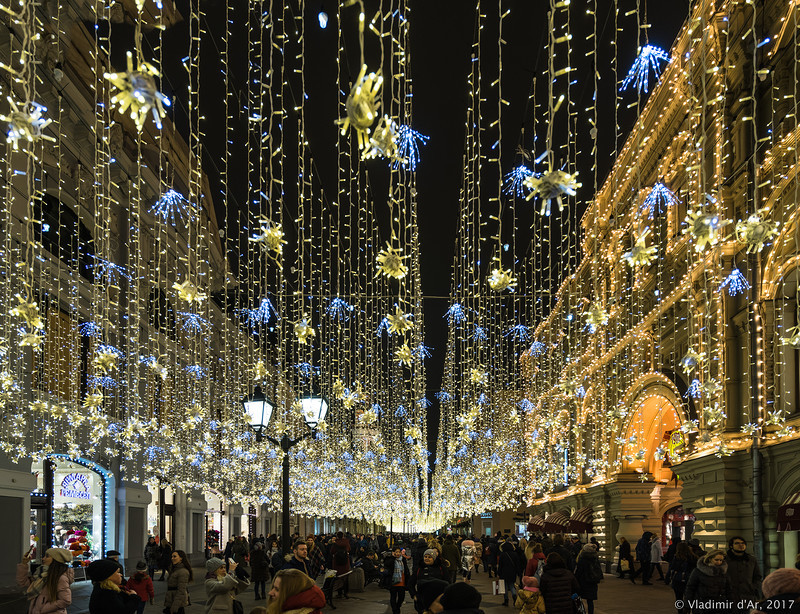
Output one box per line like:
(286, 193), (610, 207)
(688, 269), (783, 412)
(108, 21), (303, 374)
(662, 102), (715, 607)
(376, 243), (408, 280)
(488, 268), (518, 292)
(735, 209), (779, 254)
(679, 349), (705, 375)
(10, 295), (44, 330)
(104, 51), (170, 131)
(363, 115), (401, 162)
(524, 169), (581, 216)
(337, 65), (383, 149)
(470, 368), (488, 386)
(1, 98), (54, 150)
(250, 221), (287, 262)
(386, 306), (413, 335)
(622, 227), (658, 267)
(173, 280), (207, 305)
(583, 302), (609, 333)
(396, 343), (414, 366)
(683, 207), (731, 252)
(293, 316), (316, 345)
(781, 325), (800, 349)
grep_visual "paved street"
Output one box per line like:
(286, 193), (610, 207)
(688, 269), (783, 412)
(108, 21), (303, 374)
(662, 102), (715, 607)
(60, 568), (678, 614)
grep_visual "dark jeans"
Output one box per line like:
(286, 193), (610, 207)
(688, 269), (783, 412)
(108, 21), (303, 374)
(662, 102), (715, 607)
(631, 560), (652, 582)
(254, 579), (266, 597)
(136, 601), (145, 614)
(585, 599), (595, 614)
(503, 583), (517, 604)
(389, 587), (405, 614)
(650, 562), (665, 580)
(147, 565), (157, 578)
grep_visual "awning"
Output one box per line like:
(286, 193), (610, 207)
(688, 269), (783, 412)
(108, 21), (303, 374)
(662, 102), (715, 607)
(527, 514), (545, 532)
(543, 511), (570, 534)
(567, 507), (594, 533)
(778, 492), (800, 531)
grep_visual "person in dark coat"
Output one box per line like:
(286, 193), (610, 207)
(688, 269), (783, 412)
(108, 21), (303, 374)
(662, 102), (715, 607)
(629, 531), (653, 584)
(144, 537), (160, 579)
(539, 552), (579, 614)
(439, 581), (482, 614)
(249, 542), (270, 600)
(498, 541), (520, 606)
(725, 536), (761, 612)
(751, 568), (800, 613)
(574, 544), (603, 614)
(331, 532), (351, 598)
(668, 542), (698, 614)
(525, 543), (546, 577)
(382, 547), (412, 614)
(87, 559), (140, 614)
(684, 550), (733, 604)
(550, 535), (574, 572)
(158, 540), (173, 581)
(410, 550), (448, 613)
(617, 537), (634, 580)
(441, 537), (461, 584)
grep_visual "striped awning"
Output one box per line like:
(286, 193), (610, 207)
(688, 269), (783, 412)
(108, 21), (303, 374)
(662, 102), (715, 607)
(778, 492), (800, 532)
(567, 507), (594, 533)
(527, 514), (545, 531)
(543, 511), (570, 534)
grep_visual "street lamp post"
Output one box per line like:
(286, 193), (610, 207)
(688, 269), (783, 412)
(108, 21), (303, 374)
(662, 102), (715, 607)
(243, 388), (328, 553)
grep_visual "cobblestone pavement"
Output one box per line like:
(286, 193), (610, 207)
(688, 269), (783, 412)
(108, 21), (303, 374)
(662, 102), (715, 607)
(60, 566), (678, 614)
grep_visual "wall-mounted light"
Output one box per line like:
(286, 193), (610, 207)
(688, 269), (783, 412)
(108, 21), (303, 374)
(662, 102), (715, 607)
(318, 5), (328, 29)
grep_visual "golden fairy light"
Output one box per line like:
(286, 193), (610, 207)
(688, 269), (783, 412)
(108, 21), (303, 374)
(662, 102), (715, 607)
(104, 51), (170, 131)
(376, 243), (409, 279)
(386, 306), (413, 334)
(735, 209), (779, 253)
(487, 268), (518, 292)
(337, 64), (383, 149)
(0, 98), (54, 150)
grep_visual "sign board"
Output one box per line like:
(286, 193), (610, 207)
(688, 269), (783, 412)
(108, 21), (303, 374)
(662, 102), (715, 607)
(60, 473), (91, 500)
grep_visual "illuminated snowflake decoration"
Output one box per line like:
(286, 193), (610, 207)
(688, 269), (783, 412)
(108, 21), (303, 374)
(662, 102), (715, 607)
(396, 343), (414, 367)
(524, 169), (581, 216)
(150, 189), (193, 225)
(473, 325), (488, 342)
(703, 379), (723, 398)
(179, 312), (209, 335)
(19, 330), (44, 350)
(640, 182), (679, 219)
(470, 368), (488, 386)
(703, 402), (726, 429)
(184, 365), (207, 380)
(394, 125), (429, 171)
(558, 377), (582, 398)
(488, 267), (518, 292)
(781, 325), (800, 349)
(720, 268), (750, 297)
(735, 209), (779, 254)
(503, 164), (534, 198)
(621, 45), (670, 94)
(679, 349), (706, 375)
(386, 306), (413, 335)
(173, 279), (207, 305)
(414, 344), (432, 359)
(505, 324), (530, 343)
(683, 208), (731, 252)
(79, 321), (103, 338)
(529, 341), (546, 356)
(238, 297), (279, 331)
(250, 221), (287, 259)
(337, 64), (383, 149)
(326, 297), (354, 321)
(583, 302), (609, 333)
(146, 357), (168, 381)
(444, 303), (467, 325)
(1, 98), (54, 150)
(376, 243), (408, 280)
(363, 115), (401, 162)
(292, 316), (315, 345)
(10, 295), (44, 330)
(622, 227), (658, 267)
(92, 345), (122, 375)
(104, 51), (170, 131)
(685, 378), (702, 399)
(90, 256), (131, 284)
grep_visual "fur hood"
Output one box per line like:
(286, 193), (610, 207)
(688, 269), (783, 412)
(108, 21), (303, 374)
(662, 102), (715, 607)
(697, 558), (728, 576)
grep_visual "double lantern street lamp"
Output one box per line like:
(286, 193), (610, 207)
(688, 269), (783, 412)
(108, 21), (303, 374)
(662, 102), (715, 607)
(243, 386), (328, 553)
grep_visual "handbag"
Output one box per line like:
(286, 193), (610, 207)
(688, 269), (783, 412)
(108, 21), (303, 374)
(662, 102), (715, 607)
(491, 579), (506, 595)
(572, 594), (587, 614)
(620, 559), (630, 571)
(232, 600), (244, 614)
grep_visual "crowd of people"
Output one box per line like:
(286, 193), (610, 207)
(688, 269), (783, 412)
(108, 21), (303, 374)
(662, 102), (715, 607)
(14, 530), (800, 614)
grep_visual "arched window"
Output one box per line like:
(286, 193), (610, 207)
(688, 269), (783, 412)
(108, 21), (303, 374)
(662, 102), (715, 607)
(623, 394), (682, 481)
(33, 194), (94, 281)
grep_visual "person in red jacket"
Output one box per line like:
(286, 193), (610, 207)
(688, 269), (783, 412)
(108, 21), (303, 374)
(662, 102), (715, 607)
(124, 561), (155, 614)
(266, 569), (326, 614)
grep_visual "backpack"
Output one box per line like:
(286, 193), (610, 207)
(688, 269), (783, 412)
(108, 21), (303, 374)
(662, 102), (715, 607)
(534, 559), (546, 582)
(333, 545), (348, 565)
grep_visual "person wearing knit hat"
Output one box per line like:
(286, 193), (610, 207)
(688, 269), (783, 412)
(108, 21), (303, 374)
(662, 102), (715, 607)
(416, 578), (448, 614)
(749, 568), (800, 613)
(438, 582), (482, 613)
(410, 549), (449, 613)
(17, 547), (75, 614)
(87, 559), (140, 614)
(205, 555), (250, 614)
(124, 561), (155, 614)
(516, 576), (546, 614)
(575, 541), (604, 614)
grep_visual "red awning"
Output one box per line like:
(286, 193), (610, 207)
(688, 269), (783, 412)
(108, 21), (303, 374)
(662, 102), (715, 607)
(778, 492), (800, 531)
(567, 507), (594, 533)
(543, 511), (570, 534)
(527, 514), (545, 532)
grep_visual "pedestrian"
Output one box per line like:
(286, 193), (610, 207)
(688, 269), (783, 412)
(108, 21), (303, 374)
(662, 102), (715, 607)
(684, 549), (732, 605)
(17, 547), (74, 614)
(283, 540), (312, 577)
(442, 536), (461, 584)
(473, 540), (483, 575)
(617, 536), (633, 579)
(145, 536), (160, 578)
(158, 539), (173, 580)
(331, 531), (351, 599)
(726, 536), (762, 612)
(498, 541), (520, 606)
(104, 549), (125, 583)
(124, 561), (155, 614)
(650, 534), (666, 582)
(411, 550), (449, 613)
(250, 542), (271, 600)
(232, 536), (249, 564)
(382, 545), (412, 614)
(416, 578), (448, 614)
(750, 568), (800, 613)
(438, 582), (483, 614)
(460, 539), (476, 583)
(163, 549), (193, 614)
(688, 538), (706, 558)
(205, 557), (250, 613)
(525, 543), (546, 577)
(629, 531), (653, 585)
(514, 576), (546, 614)
(539, 552), (580, 614)
(574, 544), (603, 614)
(550, 535), (574, 571)
(86, 559), (140, 614)
(266, 568), (326, 614)
(305, 536), (325, 579)
(668, 542), (697, 614)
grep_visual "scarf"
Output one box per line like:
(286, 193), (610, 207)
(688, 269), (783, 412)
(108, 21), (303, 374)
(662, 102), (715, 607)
(26, 564), (49, 600)
(392, 558), (403, 584)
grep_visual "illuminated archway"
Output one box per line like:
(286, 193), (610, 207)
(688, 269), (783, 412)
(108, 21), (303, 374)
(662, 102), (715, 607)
(622, 394), (681, 481)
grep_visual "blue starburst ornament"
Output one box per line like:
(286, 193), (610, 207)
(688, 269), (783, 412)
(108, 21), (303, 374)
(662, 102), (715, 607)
(150, 189), (193, 225)
(640, 182), (679, 219)
(529, 341), (546, 356)
(79, 321), (103, 338)
(393, 125), (429, 171)
(685, 378), (703, 399)
(326, 297), (354, 320)
(375, 317), (390, 336)
(621, 45), (670, 94)
(503, 164), (534, 198)
(472, 325), (488, 343)
(720, 267), (751, 297)
(444, 303), (467, 325)
(90, 256), (131, 284)
(505, 323), (531, 343)
(414, 343), (433, 359)
(435, 390), (452, 402)
(184, 365), (207, 380)
(179, 312), (209, 335)
(237, 297), (279, 331)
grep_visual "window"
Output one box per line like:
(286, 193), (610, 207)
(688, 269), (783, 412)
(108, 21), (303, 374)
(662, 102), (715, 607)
(33, 195), (94, 281)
